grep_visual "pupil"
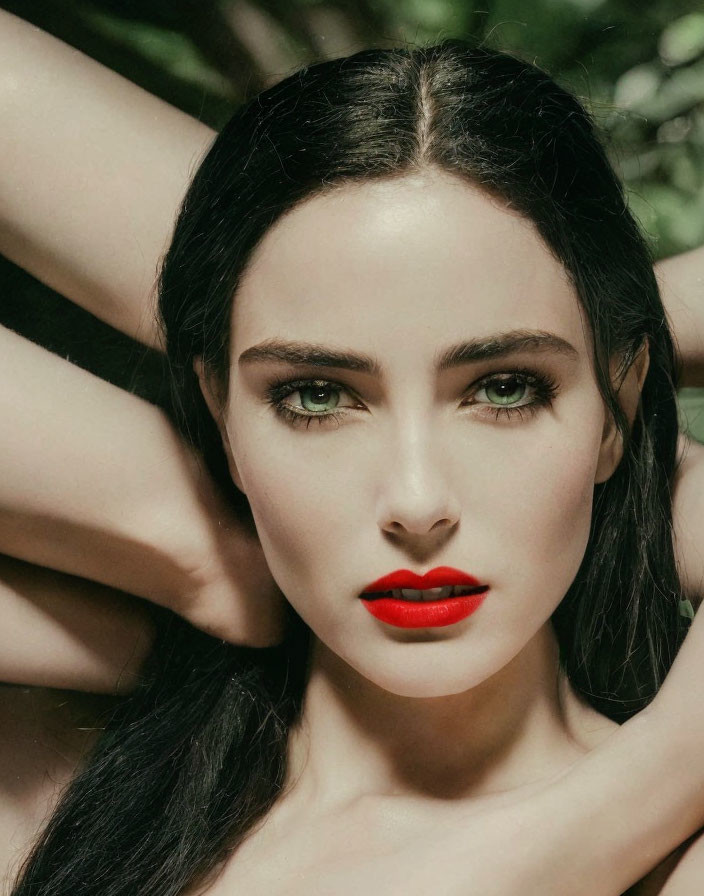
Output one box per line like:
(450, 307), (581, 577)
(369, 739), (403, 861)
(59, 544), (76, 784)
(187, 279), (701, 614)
(302, 385), (338, 410)
(488, 379), (525, 405)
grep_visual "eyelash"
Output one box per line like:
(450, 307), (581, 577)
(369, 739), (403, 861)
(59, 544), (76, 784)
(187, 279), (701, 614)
(265, 367), (559, 430)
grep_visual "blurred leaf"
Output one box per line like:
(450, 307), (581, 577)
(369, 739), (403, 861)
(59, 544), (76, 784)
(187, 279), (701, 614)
(6, 0), (704, 258)
(622, 59), (704, 122)
(613, 63), (662, 110)
(402, 0), (456, 31)
(678, 598), (695, 620)
(657, 115), (693, 144)
(627, 178), (704, 256)
(659, 12), (704, 67)
(677, 387), (704, 442)
(83, 7), (235, 98)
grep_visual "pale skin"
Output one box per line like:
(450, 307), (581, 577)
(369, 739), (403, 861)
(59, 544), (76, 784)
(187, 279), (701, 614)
(2, 10), (704, 895)
(187, 172), (667, 895)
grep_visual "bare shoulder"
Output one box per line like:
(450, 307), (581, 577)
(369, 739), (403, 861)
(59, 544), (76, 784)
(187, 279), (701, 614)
(0, 685), (114, 895)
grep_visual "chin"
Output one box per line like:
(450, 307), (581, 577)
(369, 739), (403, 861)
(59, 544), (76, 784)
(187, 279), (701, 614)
(376, 677), (482, 699)
(350, 648), (504, 700)
(309, 623), (517, 700)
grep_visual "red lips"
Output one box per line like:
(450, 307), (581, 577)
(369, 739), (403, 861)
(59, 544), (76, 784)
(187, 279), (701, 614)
(361, 565), (486, 595)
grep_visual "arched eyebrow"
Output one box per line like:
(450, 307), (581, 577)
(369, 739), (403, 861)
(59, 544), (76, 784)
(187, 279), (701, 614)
(238, 329), (578, 374)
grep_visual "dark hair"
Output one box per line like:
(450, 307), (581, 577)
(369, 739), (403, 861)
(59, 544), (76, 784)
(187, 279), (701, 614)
(14, 40), (688, 896)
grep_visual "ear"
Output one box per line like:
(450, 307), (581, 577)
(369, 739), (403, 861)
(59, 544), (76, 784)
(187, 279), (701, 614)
(594, 338), (651, 484)
(193, 355), (246, 494)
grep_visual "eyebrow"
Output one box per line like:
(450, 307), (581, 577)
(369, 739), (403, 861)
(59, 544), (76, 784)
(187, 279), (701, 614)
(238, 329), (579, 375)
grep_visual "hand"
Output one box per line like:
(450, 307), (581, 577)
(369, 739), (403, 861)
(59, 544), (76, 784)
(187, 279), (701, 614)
(174, 494), (289, 648)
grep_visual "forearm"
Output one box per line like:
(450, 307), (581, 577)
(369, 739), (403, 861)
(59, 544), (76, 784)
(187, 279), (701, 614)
(0, 323), (228, 610)
(673, 433), (704, 604)
(530, 610), (704, 895)
(656, 247), (704, 387)
(528, 370), (703, 894)
(539, 403), (704, 895)
(0, 10), (215, 349)
(536, 712), (703, 895)
(0, 554), (154, 695)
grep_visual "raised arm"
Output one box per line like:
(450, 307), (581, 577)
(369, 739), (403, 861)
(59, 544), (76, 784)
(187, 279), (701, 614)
(657, 246), (704, 388)
(0, 322), (286, 669)
(0, 554), (154, 695)
(3, 15), (704, 892)
(673, 432), (704, 604)
(2, 7), (704, 383)
(0, 9), (215, 349)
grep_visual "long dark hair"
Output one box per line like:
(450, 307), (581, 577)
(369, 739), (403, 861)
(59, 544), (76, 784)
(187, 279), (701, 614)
(13, 40), (688, 896)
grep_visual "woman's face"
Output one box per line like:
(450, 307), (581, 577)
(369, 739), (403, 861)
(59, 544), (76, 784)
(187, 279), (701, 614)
(214, 170), (623, 698)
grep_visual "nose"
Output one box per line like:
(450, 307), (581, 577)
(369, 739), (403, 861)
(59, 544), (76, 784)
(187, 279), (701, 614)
(377, 426), (460, 541)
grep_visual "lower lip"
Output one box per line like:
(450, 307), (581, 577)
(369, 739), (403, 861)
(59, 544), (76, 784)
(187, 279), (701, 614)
(360, 591), (489, 628)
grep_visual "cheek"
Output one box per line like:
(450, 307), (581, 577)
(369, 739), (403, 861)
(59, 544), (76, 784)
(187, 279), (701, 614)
(230, 388), (606, 621)
(227, 397), (607, 699)
(229, 427), (348, 600)
(475, 415), (603, 601)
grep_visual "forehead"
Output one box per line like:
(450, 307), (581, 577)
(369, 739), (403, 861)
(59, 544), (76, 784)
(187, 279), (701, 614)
(231, 170), (588, 359)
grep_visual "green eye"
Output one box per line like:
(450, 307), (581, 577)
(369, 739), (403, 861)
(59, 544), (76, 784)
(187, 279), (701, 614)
(267, 368), (559, 429)
(299, 384), (341, 412)
(483, 378), (527, 406)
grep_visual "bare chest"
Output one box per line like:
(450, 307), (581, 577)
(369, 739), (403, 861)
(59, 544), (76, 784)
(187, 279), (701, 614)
(192, 802), (686, 896)
(188, 800), (460, 896)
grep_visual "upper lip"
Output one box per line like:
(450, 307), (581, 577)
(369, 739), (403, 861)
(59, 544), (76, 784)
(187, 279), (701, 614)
(360, 566), (487, 594)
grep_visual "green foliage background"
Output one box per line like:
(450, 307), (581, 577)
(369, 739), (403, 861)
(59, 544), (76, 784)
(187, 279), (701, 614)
(2, 0), (704, 438)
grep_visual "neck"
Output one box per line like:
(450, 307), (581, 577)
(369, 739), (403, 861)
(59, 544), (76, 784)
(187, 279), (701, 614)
(283, 622), (609, 813)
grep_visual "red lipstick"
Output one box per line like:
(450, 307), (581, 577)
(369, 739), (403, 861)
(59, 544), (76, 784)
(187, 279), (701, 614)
(362, 566), (485, 592)
(359, 566), (489, 629)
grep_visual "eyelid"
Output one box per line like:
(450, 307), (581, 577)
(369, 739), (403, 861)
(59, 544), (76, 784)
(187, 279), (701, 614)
(266, 368), (556, 403)
(265, 367), (559, 428)
(472, 369), (539, 395)
(269, 377), (360, 404)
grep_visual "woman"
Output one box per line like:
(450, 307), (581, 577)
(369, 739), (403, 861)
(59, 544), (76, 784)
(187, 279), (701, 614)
(3, 16), (704, 896)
